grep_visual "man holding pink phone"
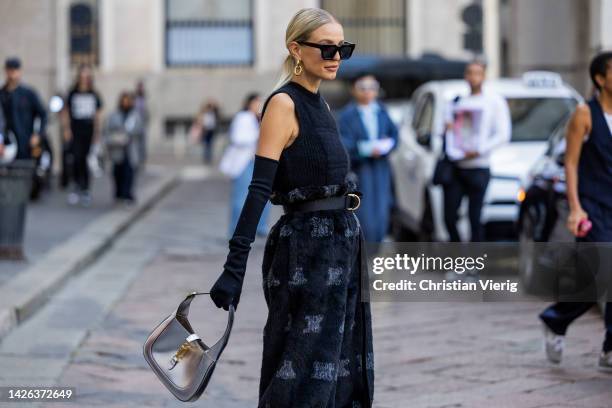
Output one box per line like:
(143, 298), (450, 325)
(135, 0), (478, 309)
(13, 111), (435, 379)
(539, 52), (612, 372)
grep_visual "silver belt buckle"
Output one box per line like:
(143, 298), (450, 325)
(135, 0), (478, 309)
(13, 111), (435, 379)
(347, 193), (361, 211)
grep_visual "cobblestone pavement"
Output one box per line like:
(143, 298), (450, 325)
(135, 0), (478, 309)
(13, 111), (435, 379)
(0, 171), (609, 408)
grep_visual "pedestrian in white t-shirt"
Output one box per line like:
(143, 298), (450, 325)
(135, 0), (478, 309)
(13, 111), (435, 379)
(443, 60), (511, 242)
(219, 93), (271, 238)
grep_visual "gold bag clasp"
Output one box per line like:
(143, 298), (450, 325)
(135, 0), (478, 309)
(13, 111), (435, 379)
(168, 334), (201, 370)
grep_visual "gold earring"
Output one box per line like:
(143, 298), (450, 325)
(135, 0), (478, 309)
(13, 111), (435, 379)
(294, 60), (303, 76)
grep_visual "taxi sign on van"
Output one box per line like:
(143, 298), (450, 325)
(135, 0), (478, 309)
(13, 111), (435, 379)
(522, 71), (563, 88)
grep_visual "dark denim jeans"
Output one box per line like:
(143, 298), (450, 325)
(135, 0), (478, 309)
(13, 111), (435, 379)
(540, 196), (612, 353)
(443, 167), (490, 242)
(541, 303), (611, 352)
(72, 131), (93, 192)
(113, 154), (134, 200)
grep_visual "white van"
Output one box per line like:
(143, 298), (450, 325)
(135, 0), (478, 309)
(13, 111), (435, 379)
(389, 72), (582, 241)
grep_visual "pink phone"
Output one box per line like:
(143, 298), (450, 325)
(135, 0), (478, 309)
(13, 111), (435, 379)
(576, 218), (592, 238)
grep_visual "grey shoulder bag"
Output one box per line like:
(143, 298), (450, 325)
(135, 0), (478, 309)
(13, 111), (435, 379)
(143, 291), (234, 402)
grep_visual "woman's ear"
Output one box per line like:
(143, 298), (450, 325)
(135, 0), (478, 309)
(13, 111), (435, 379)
(287, 41), (301, 60)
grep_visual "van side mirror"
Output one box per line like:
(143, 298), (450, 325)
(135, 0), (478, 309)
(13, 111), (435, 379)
(555, 153), (565, 167)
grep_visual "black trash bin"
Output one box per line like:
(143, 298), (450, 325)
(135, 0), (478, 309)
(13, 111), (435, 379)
(0, 160), (35, 259)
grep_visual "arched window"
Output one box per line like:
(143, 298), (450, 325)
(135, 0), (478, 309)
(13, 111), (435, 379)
(70, 1), (99, 66)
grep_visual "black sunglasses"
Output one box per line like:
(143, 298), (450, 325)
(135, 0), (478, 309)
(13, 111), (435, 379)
(297, 41), (355, 60)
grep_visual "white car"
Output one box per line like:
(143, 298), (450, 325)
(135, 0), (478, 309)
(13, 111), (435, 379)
(389, 72), (582, 241)
(385, 100), (413, 129)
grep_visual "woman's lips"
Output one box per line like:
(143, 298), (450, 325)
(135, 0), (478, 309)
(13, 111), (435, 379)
(324, 65), (339, 72)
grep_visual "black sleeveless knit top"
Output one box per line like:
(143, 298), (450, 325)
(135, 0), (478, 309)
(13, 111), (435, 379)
(261, 81), (355, 205)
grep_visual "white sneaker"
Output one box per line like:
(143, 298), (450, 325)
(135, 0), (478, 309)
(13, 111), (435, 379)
(598, 351), (612, 373)
(542, 322), (564, 364)
(67, 192), (79, 206)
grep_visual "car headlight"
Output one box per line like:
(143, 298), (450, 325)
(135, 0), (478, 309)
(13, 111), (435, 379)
(517, 187), (526, 203)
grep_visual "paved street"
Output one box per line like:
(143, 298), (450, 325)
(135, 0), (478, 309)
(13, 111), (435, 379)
(0, 169), (609, 408)
(0, 169), (156, 285)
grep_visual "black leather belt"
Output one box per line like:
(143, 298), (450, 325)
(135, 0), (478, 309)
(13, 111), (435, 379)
(282, 193), (361, 214)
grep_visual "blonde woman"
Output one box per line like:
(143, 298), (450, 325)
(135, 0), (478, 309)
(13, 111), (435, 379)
(209, 8), (374, 407)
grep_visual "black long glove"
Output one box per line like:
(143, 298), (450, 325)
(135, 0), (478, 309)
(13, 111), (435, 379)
(210, 154), (279, 310)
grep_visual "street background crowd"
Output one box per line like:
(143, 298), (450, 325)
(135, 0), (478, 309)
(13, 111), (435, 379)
(0, 1), (611, 407)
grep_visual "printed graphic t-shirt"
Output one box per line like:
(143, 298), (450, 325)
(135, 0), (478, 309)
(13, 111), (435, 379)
(444, 91), (511, 169)
(67, 90), (103, 137)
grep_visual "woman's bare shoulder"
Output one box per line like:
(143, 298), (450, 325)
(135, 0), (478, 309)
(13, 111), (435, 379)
(572, 102), (592, 125)
(265, 92), (295, 116)
(574, 102), (590, 115)
(262, 92), (298, 131)
(258, 92), (299, 157)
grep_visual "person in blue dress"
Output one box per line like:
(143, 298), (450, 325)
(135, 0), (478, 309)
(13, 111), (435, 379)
(338, 74), (399, 243)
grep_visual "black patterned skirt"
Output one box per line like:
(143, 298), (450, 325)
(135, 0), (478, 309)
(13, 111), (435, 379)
(258, 180), (374, 408)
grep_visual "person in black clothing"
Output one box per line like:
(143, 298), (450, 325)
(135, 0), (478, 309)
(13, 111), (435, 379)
(0, 101), (17, 165)
(0, 57), (47, 161)
(539, 52), (612, 372)
(192, 99), (220, 164)
(60, 64), (103, 206)
(0, 102), (6, 160)
(208, 8), (373, 407)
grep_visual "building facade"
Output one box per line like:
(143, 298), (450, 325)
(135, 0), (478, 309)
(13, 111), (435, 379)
(0, 0), (610, 144)
(503, 0), (612, 95)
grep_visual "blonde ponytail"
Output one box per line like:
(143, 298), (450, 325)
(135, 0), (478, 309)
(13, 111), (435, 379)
(274, 55), (298, 91)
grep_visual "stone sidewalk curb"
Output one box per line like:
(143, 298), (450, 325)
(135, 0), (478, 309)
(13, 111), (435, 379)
(0, 170), (180, 340)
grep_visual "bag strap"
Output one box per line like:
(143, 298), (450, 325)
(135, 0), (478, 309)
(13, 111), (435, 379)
(175, 292), (235, 359)
(441, 95), (463, 159)
(176, 291), (209, 317)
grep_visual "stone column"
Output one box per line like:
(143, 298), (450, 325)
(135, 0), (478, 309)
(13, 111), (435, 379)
(483, 0), (501, 78)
